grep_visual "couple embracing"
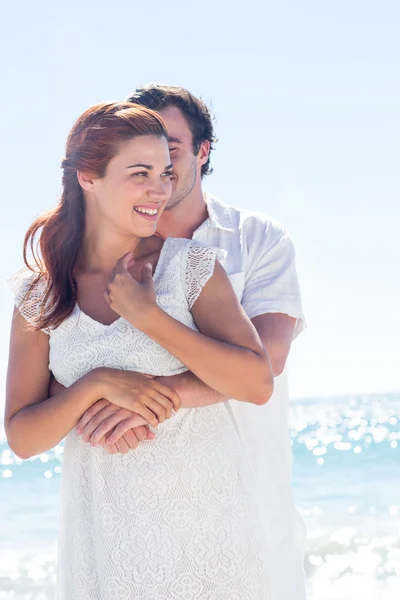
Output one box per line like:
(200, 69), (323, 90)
(5, 84), (306, 600)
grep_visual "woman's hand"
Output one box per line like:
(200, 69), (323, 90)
(94, 368), (181, 428)
(104, 252), (159, 330)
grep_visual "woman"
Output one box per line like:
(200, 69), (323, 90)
(5, 102), (273, 599)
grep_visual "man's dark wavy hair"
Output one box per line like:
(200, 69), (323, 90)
(127, 84), (217, 177)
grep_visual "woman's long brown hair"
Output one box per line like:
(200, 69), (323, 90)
(23, 102), (167, 330)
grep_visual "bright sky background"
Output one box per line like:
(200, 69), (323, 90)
(0, 0), (399, 405)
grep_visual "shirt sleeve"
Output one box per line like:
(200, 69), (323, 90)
(181, 240), (227, 310)
(241, 217), (306, 339)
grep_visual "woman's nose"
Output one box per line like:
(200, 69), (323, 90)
(148, 178), (171, 200)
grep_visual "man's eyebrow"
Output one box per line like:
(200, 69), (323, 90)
(126, 163), (153, 169)
(167, 136), (182, 144)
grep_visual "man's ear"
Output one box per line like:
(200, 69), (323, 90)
(77, 171), (96, 192)
(197, 140), (211, 168)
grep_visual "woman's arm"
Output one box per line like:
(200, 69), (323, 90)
(5, 308), (100, 458)
(5, 309), (180, 459)
(144, 262), (273, 404)
(107, 258), (274, 405)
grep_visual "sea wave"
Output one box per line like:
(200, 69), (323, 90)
(0, 528), (399, 600)
(1, 393), (399, 599)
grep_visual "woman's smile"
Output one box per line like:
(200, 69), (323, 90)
(133, 203), (162, 221)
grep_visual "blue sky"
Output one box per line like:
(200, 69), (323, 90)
(0, 0), (399, 402)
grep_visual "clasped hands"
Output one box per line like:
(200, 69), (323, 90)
(76, 371), (180, 454)
(50, 369), (181, 454)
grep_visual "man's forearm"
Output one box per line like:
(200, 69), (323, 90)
(156, 371), (227, 408)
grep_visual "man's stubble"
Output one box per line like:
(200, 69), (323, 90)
(166, 158), (198, 211)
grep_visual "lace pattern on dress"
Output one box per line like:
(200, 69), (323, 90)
(7, 269), (51, 334)
(182, 240), (227, 309)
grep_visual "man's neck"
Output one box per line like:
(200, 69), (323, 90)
(157, 190), (209, 240)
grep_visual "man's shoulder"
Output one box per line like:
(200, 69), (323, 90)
(207, 194), (287, 240)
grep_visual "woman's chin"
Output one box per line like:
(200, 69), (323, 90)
(130, 218), (159, 238)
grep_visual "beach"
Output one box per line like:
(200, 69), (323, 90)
(1, 392), (399, 599)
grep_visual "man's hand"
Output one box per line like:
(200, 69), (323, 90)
(76, 398), (155, 453)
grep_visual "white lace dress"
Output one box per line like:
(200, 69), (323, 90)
(9, 238), (270, 600)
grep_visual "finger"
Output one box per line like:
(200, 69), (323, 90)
(116, 252), (134, 274)
(141, 262), (154, 284)
(145, 397), (168, 424)
(115, 436), (130, 454)
(130, 425), (155, 441)
(131, 402), (159, 428)
(120, 429), (140, 450)
(146, 427), (156, 441)
(133, 425), (150, 443)
(90, 410), (134, 445)
(79, 403), (118, 442)
(153, 381), (181, 411)
(105, 418), (141, 445)
(102, 442), (118, 454)
(98, 411), (148, 445)
(107, 423), (149, 446)
(77, 399), (111, 433)
(148, 390), (174, 420)
(81, 404), (119, 442)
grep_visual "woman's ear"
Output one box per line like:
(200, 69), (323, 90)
(77, 171), (96, 192)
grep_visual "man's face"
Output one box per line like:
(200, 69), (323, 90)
(158, 106), (199, 210)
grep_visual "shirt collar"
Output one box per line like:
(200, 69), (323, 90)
(202, 193), (235, 233)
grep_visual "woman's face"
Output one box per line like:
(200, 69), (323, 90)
(87, 135), (173, 237)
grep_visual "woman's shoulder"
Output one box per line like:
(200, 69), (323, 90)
(159, 238), (227, 310)
(162, 237), (227, 264)
(7, 268), (47, 298)
(7, 268), (50, 330)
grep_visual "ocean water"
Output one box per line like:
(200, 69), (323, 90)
(0, 392), (399, 600)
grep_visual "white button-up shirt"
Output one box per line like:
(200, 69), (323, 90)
(193, 193), (307, 600)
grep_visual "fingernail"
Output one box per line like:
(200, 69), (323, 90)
(146, 263), (152, 271)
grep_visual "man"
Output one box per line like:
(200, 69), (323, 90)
(77, 85), (307, 600)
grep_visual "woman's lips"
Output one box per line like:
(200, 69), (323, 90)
(133, 204), (160, 221)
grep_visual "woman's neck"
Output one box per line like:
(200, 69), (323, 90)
(76, 228), (142, 274)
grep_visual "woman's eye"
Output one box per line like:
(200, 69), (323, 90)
(169, 147), (177, 153)
(162, 171), (174, 178)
